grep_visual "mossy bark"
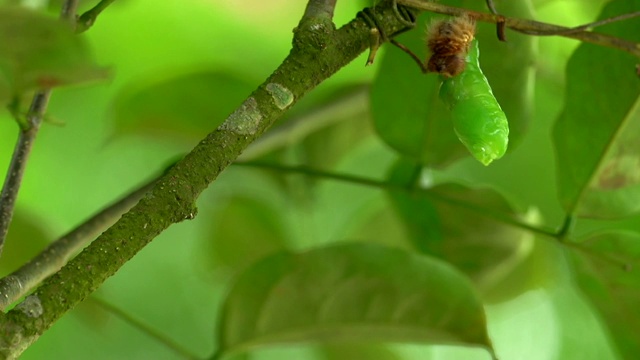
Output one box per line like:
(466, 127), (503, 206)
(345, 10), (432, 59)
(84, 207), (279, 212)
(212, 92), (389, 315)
(0, 2), (416, 358)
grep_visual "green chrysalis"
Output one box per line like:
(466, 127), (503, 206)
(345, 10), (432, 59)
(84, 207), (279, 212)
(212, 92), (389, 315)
(439, 39), (509, 166)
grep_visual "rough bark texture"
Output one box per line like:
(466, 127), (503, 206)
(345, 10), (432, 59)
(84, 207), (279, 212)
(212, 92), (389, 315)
(0, 2), (416, 359)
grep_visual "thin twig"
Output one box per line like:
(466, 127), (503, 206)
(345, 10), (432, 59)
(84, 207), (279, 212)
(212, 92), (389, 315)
(483, 0), (507, 41)
(77, 0), (117, 33)
(232, 161), (559, 239)
(390, 39), (427, 72)
(555, 214), (575, 241)
(397, 0), (640, 58)
(0, 0), (81, 257)
(542, 11), (640, 35)
(485, 0), (498, 15)
(0, 178), (155, 310)
(302, 0), (338, 21)
(89, 296), (202, 360)
(0, 119), (43, 256)
(60, 0), (81, 27)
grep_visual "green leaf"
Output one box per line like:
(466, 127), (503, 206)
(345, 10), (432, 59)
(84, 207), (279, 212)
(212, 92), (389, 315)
(370, 0), (535, 167)
(569, 231), (640, 359)
(1, 210), (50, 276)
(552, 0), (640, 219)
(110, 70), (254, 139)
(216, 242), (494, 358)
(387, 159), (534, 296)
(0, 6), (107, 104)
(0, 65), (11, 105)
(202, 195), (289, 273)
(320, 343), (401, 360)
(551, 287), (621, 360)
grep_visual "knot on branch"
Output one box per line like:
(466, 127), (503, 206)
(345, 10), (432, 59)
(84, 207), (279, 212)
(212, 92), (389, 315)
(292, 17), (336, 53)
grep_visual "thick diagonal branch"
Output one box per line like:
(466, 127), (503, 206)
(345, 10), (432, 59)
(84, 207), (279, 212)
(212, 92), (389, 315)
(0, 3), (413, 358)
(0, 178), (155, 311)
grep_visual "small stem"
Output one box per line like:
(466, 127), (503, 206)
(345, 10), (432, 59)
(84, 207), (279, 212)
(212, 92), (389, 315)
(0, 132), (36, 254)
(556, 214), (575, 241)
(60, 0), (81, 25)
(302, 0), (338, 21)
(397, 0), (640, 58)
(77, 0), (117, 33)
(390, 39), (428, 72)
(541, 11), (640, 35)
(485, 0), (498, 15)
(0, 178), (154, 310)
(484, 0), (508, 42)
(89, 297), (202, 360)
(232, 161), (558, 239)
(0, 92), (50, 257)
(0, 0), (86, 268)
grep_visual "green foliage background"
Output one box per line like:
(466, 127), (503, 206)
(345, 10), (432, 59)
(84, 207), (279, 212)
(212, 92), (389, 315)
(0, 0), (638, 359)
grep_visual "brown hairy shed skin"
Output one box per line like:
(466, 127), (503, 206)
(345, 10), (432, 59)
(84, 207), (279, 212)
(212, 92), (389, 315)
(426, 16), (476, 77)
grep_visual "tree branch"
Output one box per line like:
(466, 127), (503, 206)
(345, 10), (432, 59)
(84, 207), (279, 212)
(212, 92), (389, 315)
(485, 0), (498, 15)
(7, 0), (631, 355)
(0, 112), (45, 256)
(0, 178), (155, 311)
(398, 0), (640, 58)
(0, 86), (366, 309)
(76, 0), (117, 33)
(60, 0), (81, 27)
(0, 86), (367, 310)
(232, 161), (559, 239)
(0, 2), (414, 358)
(302, 0), (338, 21)
(239, 86), (369, 161)
(0, 0), (81, 260)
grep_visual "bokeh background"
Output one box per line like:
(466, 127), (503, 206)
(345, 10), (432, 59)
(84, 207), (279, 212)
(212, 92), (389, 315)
(0, 0), (634, 359)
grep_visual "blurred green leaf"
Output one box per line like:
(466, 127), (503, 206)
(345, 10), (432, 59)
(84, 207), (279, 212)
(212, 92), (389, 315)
(370, 0), (535, 167)
(553, 0), (640, 219)
(319, 343), (401, 360)
(0, 65), (11, 104)
(0, 6), (107, 104)
(552, 286), (621, 360)
(569, 231), (640, 359)
(110, 70), (254, 139)
(203, 196), (289, 273)
(216, 242), (494, 358)
(1, 210), (50, 276)
(387, 159), (534, 296)
(47, 0), (96, 12)
(300, 102), (371, 171)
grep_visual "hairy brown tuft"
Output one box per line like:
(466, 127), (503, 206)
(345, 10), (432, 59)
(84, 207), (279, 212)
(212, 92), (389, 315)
(425, 16), (476, 77)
